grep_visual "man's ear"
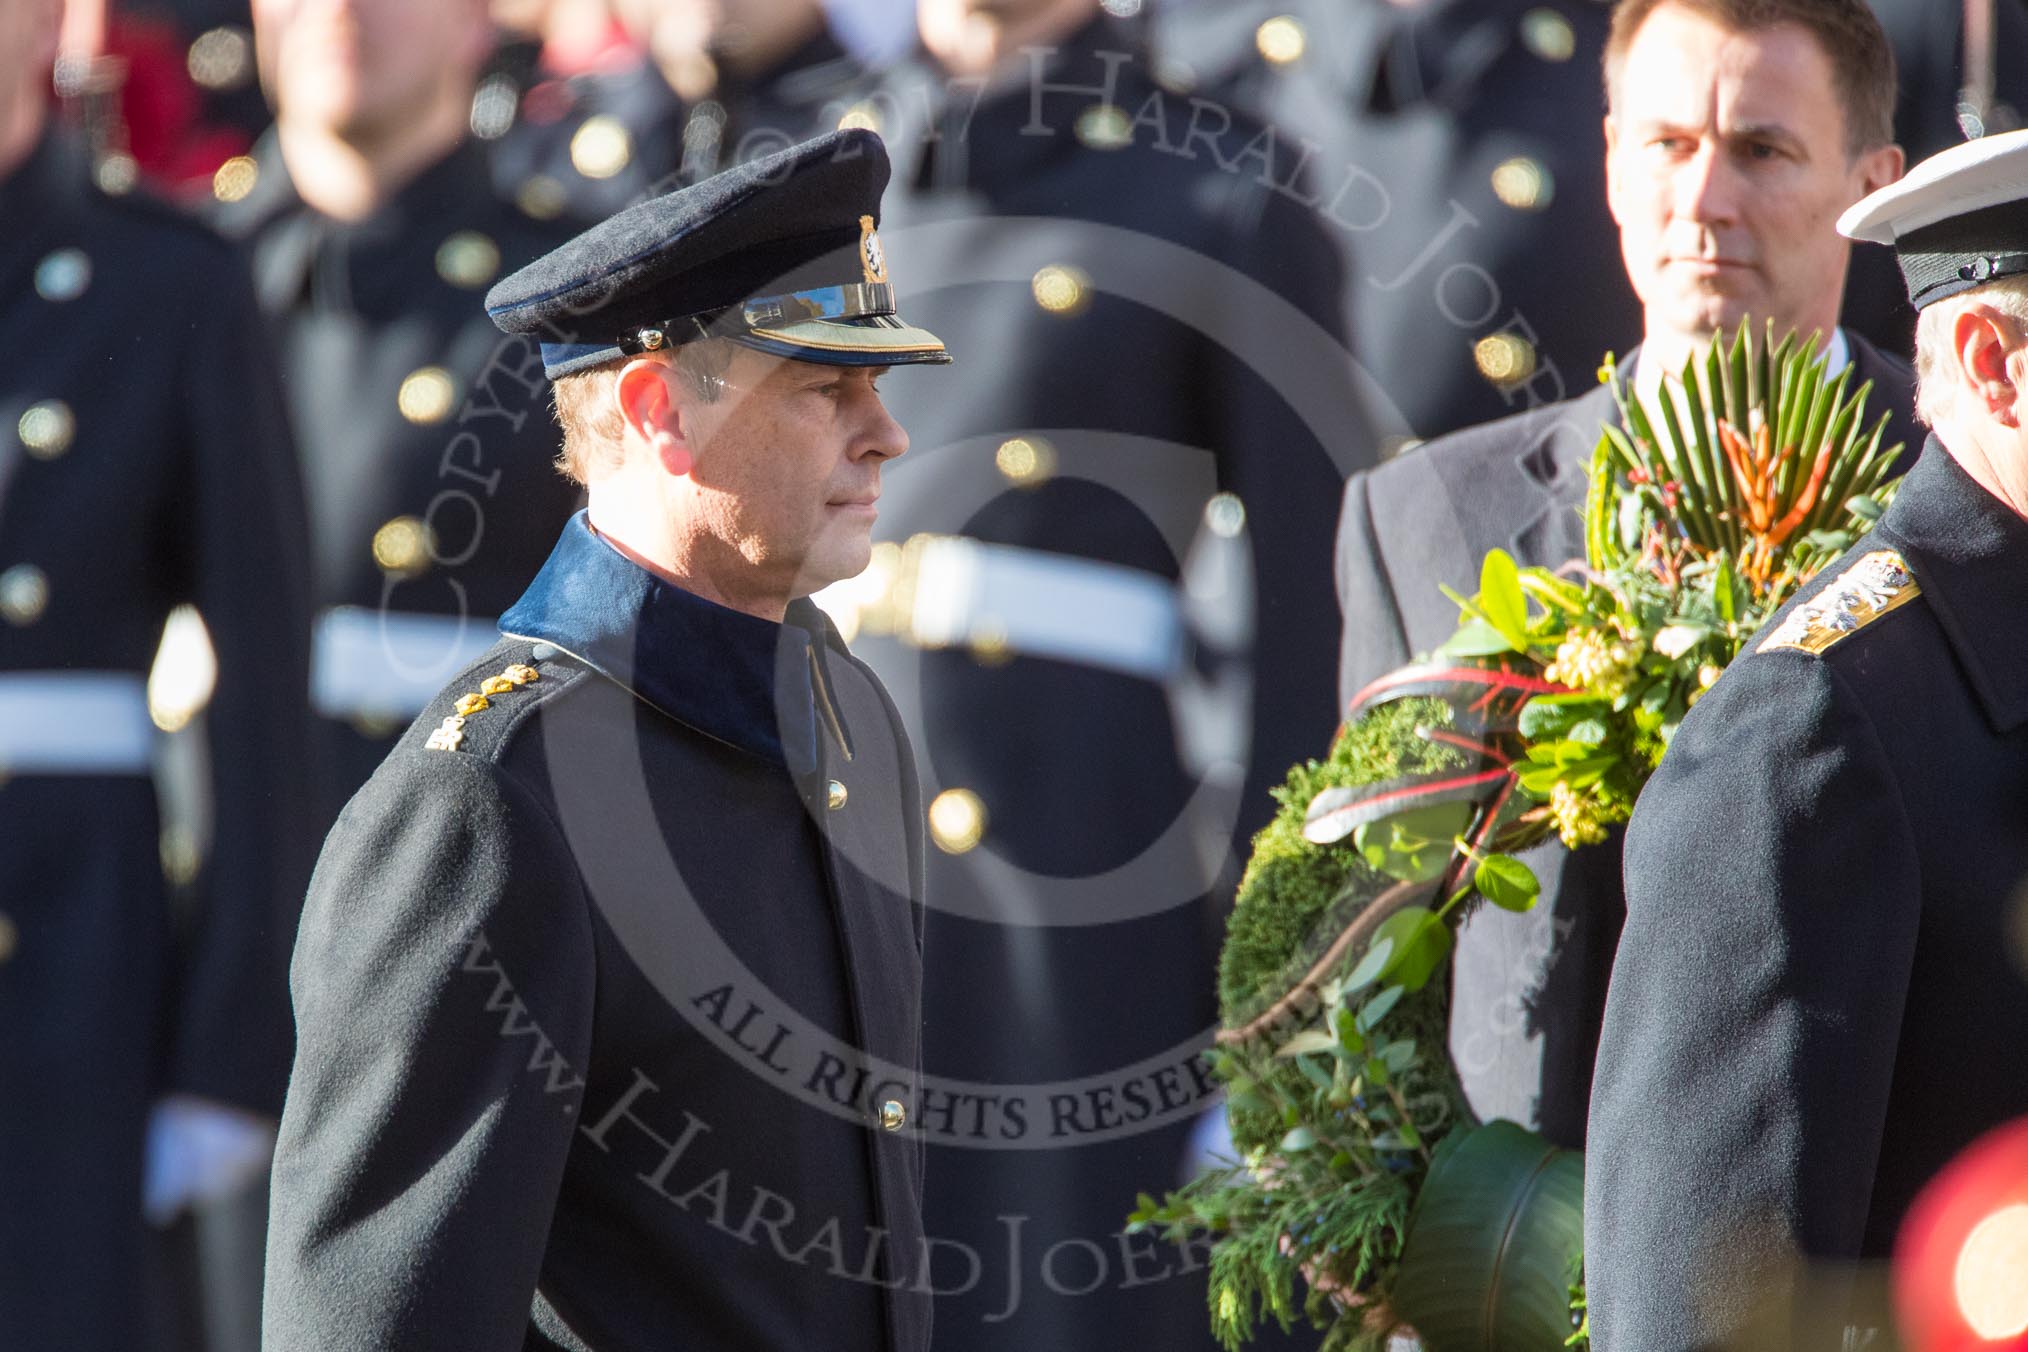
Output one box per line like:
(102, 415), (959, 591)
(1601, 114), (1625, 225)
(1856, 142), (1906, 199)
(1953, 305), (2019, 425)
(614, 359), (694, 477)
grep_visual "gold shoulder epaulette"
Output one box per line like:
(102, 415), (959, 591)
(425, 662), (543, 751)
(1758, 550), (1920, 656)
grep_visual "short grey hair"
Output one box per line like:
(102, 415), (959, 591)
(1913, 274), (2028, 428)
(548, 337), (741, 484)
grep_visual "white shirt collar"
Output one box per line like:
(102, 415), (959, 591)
(1631, 328), (1850, 403)
(1822, 326), (1852, 375)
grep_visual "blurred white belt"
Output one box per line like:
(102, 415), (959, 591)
(899, 536), (1184, 681)
(312, 606), (499, 721)
(0, 672), (156, 775)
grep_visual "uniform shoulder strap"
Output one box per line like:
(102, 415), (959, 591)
(1758, 550), (1922, 657)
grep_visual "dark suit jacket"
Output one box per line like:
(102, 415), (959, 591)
(1588, 442), (2028, 1349)
(265, 516), (928, 1352)
(1333, 331), (1919, 1148)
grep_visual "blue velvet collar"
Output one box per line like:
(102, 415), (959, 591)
(500, 512), (843, 775)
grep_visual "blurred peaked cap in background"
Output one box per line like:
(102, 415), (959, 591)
(485, 128), (950, 376)
(1840, 128), (2028, 309)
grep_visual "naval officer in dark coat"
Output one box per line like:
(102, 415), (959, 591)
(1335, 0), (1916, 1150)
(264, 129), (949, 1352)
(0, 0), (314, 1343)
(1587, 126), (2028, 1352)
(213, 0), (581, 825)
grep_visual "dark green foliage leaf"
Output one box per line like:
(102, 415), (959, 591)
(1441, 619), (1521, 658)
(1358, 984), (1406, 1032)
(1274, 1029), (1339, 1059)
(1354, 801), (1473, 883)
(1616, 490), (1644, 553)
(1474, 853), (1541, 912)
(1478, 549), (1530, 650)
(1342, 937), (1395, 994)
(1335, 1008), (1365, 1053)
(1371, 907), (1452, 992)
(1713, 552), (1739, 624)
(1566, 718), (1610, 747)
(1518, 693), (1609, 741)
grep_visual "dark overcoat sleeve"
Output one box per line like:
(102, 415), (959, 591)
(1333, 468), (1414, 712)
(1586, 655), (1920, 1351)
(165, 244), (317, 1114)
(264, 750), (596, 1350)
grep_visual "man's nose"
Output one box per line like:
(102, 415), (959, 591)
(855, 393), (910, 462)
(1673, 142), (1741, 228)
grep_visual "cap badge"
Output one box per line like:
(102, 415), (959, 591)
(860, 215), (888, 284)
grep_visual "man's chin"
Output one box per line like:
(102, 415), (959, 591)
(794, 536), (876, 600)
(1663, 293), (1763, 344)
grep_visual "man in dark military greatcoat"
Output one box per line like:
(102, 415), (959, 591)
(1589, 127), (2028, 1351)
(265, 128), (948, 1352)
(1336, 0), (1918, 1154)
(833, 3), (1372, 1348)
(215, 0), (581, 826)
(0, 0), (314, 1345)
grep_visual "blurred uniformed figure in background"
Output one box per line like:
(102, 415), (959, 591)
(49, 0), (265, 197)
(830, 2), (1372, 1347)
(483, 0), (868, 225)
(0, 0), (315, 1345)
(1153, 0), (2028, 438)
(1149, 0), (1642, 445)
(1840, 0), (2028, 353)
(212, 0), (580, 825)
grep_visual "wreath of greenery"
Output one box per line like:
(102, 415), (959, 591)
(1129, 325), (1904, 1352)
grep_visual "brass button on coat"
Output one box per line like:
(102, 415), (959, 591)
(879, 1099), (906, 1131)
(435, 231), (501, 290)
(397, 367), (456, 424)
(0, 564), (49, 626)
(826, 779), (848, 811)
(928, 788), (986, 854)
(33, 248), (90, 302)
(371, 515), (432, 576)
(18, 400), (74, 459)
